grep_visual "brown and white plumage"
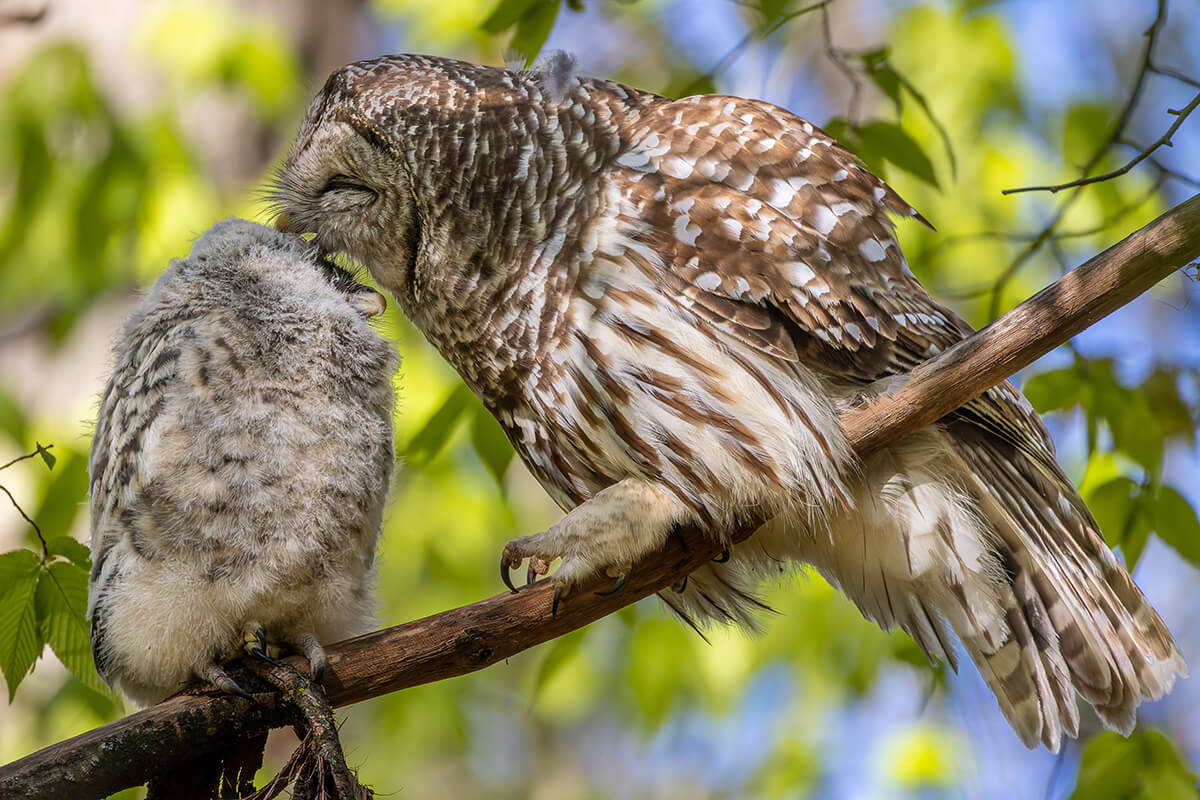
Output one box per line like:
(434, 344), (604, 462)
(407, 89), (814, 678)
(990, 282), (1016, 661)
(273, 54), (1185, 750)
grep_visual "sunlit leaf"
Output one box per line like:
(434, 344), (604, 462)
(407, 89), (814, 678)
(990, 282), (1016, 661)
(1022, 367), (1084, 414)
(531, 627), (586, 696)
(482, 0), (541, 32)
(869, 63), (904, 113)
(1140, 369), (1196, 445)
(471, 406), (514, 487)
(509, 1), (560, 65)
(0, 392), (28, 446)
(1086, 477), (1150, 569)
(1153, 486), (1200, 566)
(855, 121), (939, 189)
(404, 383), (474, 468)
(31, 450), (88, 547)
(36, 561), (107, 696)
(0, 550), (43, 700)
(47, 536), (92, 570)
(35, 441), (56, 471)
(1071, 730), (1197, 800)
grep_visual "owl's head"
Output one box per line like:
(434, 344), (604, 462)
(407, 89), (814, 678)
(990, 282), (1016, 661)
(161, 219), (386, 320)
(271, 54), (597, 320)
(271, 59), (433, 308)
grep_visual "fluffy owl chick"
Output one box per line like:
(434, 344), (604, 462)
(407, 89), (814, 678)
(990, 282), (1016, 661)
(87, 218), (397, 706)
(273, 55), (1184, 750)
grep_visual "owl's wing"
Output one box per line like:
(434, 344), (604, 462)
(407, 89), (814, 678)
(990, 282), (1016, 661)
(613, 94), (1052, 462)
(88, 321), (187, 588)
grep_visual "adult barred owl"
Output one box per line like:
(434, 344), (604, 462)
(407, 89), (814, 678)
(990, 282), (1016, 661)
(88, 219), (397, 705)
(273, 54), (1184, 750)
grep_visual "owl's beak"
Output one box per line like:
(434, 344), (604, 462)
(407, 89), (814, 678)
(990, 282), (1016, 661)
(351, 290), (387, 318)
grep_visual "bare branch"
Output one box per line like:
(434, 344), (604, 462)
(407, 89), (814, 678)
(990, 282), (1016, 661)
(3, 193), (1199, 800)
(1002, 90), (1200, 195)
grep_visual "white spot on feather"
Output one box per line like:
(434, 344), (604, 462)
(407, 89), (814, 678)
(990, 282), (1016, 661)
(785, 261), (815, 285)
(811, 205), (837, 235)
(858, 238), (887, 262)
(695, 271), (722, 291)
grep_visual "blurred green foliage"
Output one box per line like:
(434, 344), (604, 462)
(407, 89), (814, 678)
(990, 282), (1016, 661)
(0, 1), (1198, 798)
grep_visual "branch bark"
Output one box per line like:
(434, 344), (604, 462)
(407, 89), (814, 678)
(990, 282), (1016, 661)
(4, 194), (1200, 800)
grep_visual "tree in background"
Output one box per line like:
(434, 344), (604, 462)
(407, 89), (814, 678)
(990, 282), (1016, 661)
(0, 1), (1198, 798)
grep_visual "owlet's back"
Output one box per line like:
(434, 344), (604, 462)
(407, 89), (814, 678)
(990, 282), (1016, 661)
(87, 218), (398, 706)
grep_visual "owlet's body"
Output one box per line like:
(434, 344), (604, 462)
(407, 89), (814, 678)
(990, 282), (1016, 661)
(274, 54), (1185, 750)
(87, 219), (397, 706)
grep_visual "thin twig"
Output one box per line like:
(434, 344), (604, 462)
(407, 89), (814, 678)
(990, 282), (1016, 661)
(0, 485), (47, 557)
(1003, 90), (1200, 195)
(677, 0), (834, 96)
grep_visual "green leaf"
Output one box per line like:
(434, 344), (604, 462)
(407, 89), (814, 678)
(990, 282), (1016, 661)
(1086, 477), (1151, 569)
(1140, 369), (1196, 445)
(509, 2), (560, 66)
(1091, 379), (1162, 473)
(1062, 103), (1115, 166)
(1153, 487), (1200, 566)
(36, 561), (107, 695)
(35, 441), (55, 470)
(404, 384), (474, 468)
(1022, 367), (1084, 414)
(46, 536), (92, 570)
(868, 63), (904, 113)
(481, 0), (540, 33)
(1071, 730), (1197, 800)
(855, 121), (939, 189)
(471, 406), (515, 487)
(0, 550), (44, 700)
(888, 69), (958, 178)
(31, 450), (88, 547)
(0, 391), (27, 445)
(531, 627), (586, 696)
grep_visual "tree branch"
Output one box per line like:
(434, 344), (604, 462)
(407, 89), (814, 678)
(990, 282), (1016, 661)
(4, 194), (1200, 800)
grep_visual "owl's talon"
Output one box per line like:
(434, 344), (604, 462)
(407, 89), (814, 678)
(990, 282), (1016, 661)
(200, 664), (252, 700)
(500, 551), (519, 593)
(714, 549), (730, 563)
(595, 564), (631, 596)
(293, 632), (328, 683)
(526, 561), (539, 587)
(552, 583), (566, 617)
(671, 575), (688, 593)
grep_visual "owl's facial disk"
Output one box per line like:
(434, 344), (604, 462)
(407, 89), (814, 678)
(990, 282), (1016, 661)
(274, 118), (419, 307)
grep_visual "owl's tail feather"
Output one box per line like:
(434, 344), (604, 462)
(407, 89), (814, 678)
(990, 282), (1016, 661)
(947, 425), (1185, 747)
(821, 425), (1185, 751)
(658, 426), (1185, 751)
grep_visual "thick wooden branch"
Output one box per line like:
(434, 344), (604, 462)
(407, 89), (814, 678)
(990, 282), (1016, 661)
(4, 194), (1199, 800)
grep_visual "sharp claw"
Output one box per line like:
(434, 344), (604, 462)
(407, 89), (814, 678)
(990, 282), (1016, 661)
(671, 575), (688, 593)
(552, 583), (564, 617)
(526, 561), (539, 587)
(670, 524), (690, 553)
(205, 665), (253, 700)
(595, 570), (629, 597)
(713, 549), (730, 563)
(501, 551), (518, 593)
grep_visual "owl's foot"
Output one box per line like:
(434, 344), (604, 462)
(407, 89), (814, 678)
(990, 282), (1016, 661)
(242, 621), (283, 666)
(499, 478), (685, 614)
(198, 662), (252, 700)
(291, 631), (328, 683)
(241, 623), (328, 683)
